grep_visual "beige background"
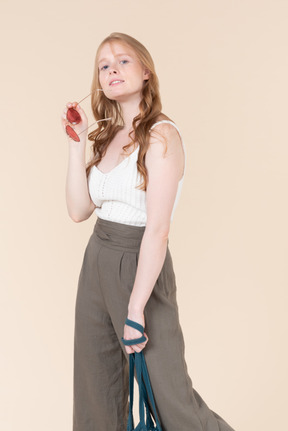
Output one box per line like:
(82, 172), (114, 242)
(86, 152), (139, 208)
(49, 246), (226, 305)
(1, 0), (287, 430)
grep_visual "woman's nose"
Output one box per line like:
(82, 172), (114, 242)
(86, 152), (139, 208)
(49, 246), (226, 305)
(109, 67), (119, 74)
(108, 61), (120, 74)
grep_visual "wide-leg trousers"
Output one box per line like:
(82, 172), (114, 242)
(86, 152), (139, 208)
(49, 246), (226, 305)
(73, 217), (236, 431)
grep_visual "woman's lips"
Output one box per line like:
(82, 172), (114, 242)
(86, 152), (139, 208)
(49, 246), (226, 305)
(110, 80), (124, 86)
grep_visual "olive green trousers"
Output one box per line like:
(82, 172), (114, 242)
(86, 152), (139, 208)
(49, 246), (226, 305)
(73, 217), (236, 431)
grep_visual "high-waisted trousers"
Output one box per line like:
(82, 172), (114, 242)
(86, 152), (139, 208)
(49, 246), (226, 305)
(73, 217), (236, 431)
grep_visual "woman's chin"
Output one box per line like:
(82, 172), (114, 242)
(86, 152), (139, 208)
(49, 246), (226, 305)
(105, 92), (131, 102)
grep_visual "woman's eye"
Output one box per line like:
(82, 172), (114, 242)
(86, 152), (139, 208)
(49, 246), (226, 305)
(100, 60), (128, 71)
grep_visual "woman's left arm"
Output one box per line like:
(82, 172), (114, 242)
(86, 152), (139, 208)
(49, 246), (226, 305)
(123, 123), (185, 353)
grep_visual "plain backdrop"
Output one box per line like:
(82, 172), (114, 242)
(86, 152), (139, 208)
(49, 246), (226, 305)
(1, 1), (287, 430)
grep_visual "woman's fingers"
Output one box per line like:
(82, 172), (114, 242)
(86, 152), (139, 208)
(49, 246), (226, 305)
(66, 101), (76, 108)
(61, 101), (89, 141)
(133, 344), (145, 353)
(129, 332), (149, 353)
(62, 102), (80, 119)
(125, 342), (148, 354)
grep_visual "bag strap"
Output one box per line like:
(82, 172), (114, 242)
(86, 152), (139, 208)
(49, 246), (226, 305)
(140, 353), (162, 430)
(121, 318), (163, 431)
(128, 352), (135, 430)
(127, 353), (156, 430)
(122, 319), (148, 430)
(121, 318), (147, 345)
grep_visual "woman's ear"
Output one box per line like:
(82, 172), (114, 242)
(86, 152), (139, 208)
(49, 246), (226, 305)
(143, 68), (150, 80)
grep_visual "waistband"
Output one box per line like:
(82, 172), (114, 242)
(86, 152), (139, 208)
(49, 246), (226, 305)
(92, 217), (146, 252)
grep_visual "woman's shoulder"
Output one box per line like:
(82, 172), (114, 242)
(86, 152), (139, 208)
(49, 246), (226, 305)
(149, 114), (181, 139)
(147, 114), (185, 178)
(149, 114), (184, 159)
(150, 114), (179, 132)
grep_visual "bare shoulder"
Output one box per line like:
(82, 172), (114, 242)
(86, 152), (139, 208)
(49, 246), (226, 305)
(149, 118), (183, 157)
(146, 118), (185, 181)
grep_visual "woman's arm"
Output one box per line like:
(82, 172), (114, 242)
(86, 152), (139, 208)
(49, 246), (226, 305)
(63, 102), (96, 223)
(65, 139), (96, 222)
(124, 123), (185, 352)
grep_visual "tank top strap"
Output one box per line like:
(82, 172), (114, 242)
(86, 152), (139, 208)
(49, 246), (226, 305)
(149, 120), (186, 176)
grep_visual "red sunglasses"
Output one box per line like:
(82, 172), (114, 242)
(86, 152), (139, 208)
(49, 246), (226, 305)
(65, 88), (114, 142)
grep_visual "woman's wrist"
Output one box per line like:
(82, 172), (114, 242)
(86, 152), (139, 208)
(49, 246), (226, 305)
(127, 305), (144, 318)
(68, 139), (86, 152)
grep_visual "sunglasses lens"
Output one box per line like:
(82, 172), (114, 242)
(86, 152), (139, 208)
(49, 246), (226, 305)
(66, 107), (81, 125)
(65, 124), (80, 142)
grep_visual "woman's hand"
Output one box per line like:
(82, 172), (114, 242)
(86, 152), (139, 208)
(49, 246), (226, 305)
(123, 311), (149, 354)
(61, 102), (89, 144)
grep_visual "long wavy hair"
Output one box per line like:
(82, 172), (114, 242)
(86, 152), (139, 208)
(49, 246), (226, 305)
(86, 32), (173, 191)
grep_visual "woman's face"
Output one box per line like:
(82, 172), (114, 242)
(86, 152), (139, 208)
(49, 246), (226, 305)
(97, 42), (150, 102)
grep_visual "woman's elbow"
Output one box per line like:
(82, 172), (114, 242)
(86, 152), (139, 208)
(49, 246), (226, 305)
(68, 212), (85, 223)
(68, 200), (96, 223)
(145, 221), (170, 239)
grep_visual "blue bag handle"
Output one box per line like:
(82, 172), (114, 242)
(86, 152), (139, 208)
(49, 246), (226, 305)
(121, 318), (163, 431)
(128, 352), (155, 430)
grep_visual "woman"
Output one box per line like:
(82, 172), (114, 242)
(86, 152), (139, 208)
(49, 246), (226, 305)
(62, 32), (235, 431)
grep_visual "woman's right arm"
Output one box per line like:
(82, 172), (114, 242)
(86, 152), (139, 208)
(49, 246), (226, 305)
(62, 102), (96, 223)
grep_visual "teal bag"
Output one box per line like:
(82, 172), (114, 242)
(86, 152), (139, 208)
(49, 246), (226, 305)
(121, 318), (163, 431)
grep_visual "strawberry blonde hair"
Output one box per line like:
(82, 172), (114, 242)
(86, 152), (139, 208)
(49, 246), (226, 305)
(86, 32), (173, 191)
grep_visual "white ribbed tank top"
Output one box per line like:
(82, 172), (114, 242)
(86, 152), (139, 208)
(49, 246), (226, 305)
(88, 120), (186, 227)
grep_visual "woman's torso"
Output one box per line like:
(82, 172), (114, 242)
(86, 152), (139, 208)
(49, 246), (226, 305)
(88, 119), (186, 226)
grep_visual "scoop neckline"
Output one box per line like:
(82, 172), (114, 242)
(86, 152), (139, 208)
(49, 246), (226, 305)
(93, 120), (171, 175)
(92, 120), (185, 177)
(93, 145), (139, 175)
